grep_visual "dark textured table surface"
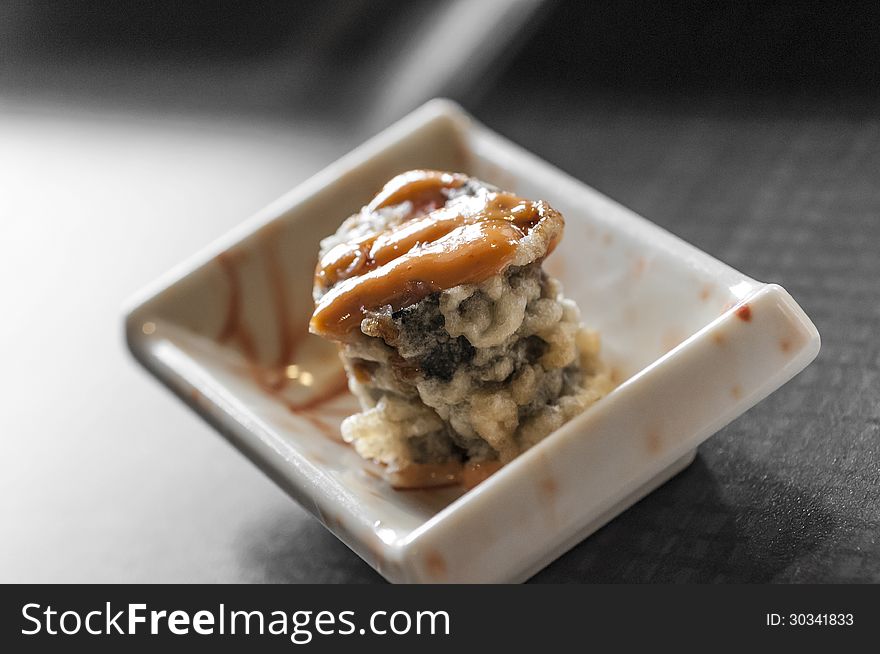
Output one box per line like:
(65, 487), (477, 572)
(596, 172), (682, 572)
(3, 4), (879, 584)
(475, 92), (880, 582)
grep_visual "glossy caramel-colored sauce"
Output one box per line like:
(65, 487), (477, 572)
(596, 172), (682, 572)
(310, 170), (562, 340)
(367, 169), (467, 212)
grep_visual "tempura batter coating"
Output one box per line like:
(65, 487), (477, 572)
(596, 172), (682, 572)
(310, 171), (612, 488)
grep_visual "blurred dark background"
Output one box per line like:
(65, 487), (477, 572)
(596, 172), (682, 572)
(5, 1), (880, 119)
(1, 1), (877, 583)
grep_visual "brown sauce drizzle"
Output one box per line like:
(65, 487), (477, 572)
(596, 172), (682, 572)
(461, 461), (503, 490)
(299, 412), (345, 443)
(387, 460), (503, 491)
(388, 462), (462, 490)
(216, 251), (259, 363)
(367, 169), (467, 212)
(310, 170), (563, 341)
(279, 371), (349, 413)
(215, 234), (350, 435)
(264, 231), (299, 389)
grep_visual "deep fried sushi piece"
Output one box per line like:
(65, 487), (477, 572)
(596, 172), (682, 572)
(310, 170), (612, 488)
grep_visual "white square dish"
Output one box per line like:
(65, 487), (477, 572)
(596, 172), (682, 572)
(125, 99), (820, 583)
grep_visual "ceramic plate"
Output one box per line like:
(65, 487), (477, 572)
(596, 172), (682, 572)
(125, 100), (820, 583)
